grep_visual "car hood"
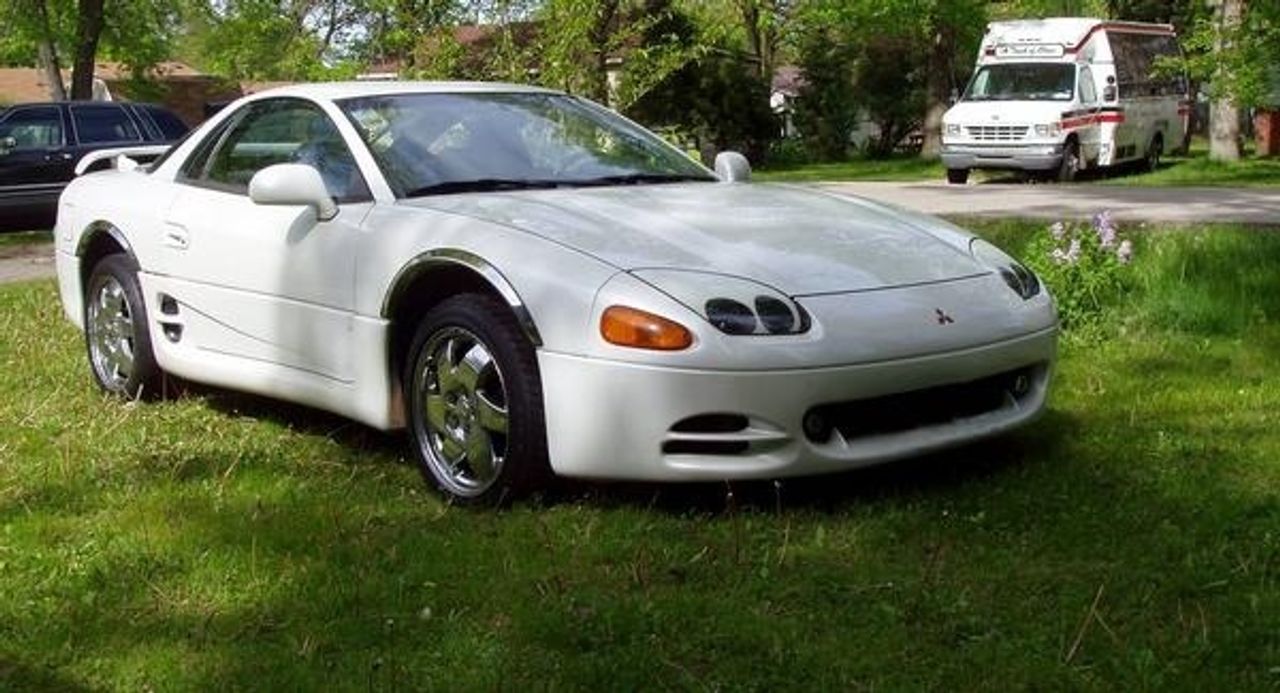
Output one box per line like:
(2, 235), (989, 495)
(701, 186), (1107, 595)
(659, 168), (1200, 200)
(400, 183), (984, 295)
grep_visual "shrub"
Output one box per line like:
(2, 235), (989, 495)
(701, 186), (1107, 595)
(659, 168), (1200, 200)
(1025, 211), (1135, 331)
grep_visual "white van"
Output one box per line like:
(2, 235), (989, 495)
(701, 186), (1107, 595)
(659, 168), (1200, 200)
(941, 18), (1189, 183)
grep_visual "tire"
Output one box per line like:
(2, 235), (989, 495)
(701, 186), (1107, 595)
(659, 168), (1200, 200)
(84, 254), (162, 398)
(403, 293), (551, 505)
(946, 168), (969, 184)
(1056, 140), (1080, 183)
(1144, 135), (1163, 172)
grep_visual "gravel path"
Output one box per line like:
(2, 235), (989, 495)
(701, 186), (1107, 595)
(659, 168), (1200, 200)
(0, 242), (55, 285)
(819, 181), (1280, 225)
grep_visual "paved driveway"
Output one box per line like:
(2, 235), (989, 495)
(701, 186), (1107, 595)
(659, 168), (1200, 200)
(819, 182), (1280, 225)
(0, 241), (54, 284)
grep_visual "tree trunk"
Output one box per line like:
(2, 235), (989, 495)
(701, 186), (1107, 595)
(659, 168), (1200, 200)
(920, 20), (952, 159)
(1209, 0), (1244, 162)
(70, 0), (106, 100)
(33, 0), (67, 101)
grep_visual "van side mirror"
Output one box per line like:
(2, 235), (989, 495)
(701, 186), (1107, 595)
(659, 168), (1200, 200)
(949, 88), (960, 105)
(0, 136), (15, 155)
(1103, 85), (1118, 102)
(249, 163), (337, 221)
(714, 151), (751, 183)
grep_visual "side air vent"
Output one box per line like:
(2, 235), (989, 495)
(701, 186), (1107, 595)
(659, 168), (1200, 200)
(662, 413), (788, 457)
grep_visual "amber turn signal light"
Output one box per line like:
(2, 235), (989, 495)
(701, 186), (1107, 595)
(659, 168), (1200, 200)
(600, 305), (693, 350)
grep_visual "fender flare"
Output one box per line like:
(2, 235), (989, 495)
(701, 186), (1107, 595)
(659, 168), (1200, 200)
(381, 248), (543, 347)
(75, 221), (136, 261)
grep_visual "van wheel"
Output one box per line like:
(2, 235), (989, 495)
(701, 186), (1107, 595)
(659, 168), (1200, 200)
(946, 168), (969, 184)
(1144, 135), (1163, 172)
(1056, 141), (1080, 183)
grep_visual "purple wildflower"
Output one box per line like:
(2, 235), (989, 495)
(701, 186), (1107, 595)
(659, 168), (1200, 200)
(1093, 210), (1117, 248)
(1117, 239), (1133, 264)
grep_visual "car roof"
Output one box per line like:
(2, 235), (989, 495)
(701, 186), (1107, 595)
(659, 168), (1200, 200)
(249, 81), (563, 102)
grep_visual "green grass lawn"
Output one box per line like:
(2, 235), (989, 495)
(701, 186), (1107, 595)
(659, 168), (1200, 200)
(1, 224), (1278, 689)
(0, 230), (52, 248)
(755, 155), (946, 183)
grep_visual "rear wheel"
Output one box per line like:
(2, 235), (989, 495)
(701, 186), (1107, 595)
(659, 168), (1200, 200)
(1144, 134), (1163, 172)
(946, 168), (969, 185)
(404, 293), (551, 505)
(84, 254), (161, 398)
(1056, 140), (1080, 182)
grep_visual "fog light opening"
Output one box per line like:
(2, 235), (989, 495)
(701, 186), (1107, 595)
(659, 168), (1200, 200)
(1012, 373), (1031, 397)
(802, 411), (831, 442)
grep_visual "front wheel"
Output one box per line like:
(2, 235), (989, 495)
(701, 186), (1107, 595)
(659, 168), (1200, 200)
(946, 168), (969, 184)
(1056, 141), (1080, 183)
(404, 293), (551, 505)
(84, 254), (162, 398)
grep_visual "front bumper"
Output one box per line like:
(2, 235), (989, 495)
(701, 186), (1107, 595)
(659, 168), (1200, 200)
(538, 326), (1057, 481)
(941, 144), (1063, 172)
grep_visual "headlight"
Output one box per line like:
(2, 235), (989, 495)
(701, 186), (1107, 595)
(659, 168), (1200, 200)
(970, 238), (1041, 300)
(630, 269), (810, 336)
(1034, 122), (1062, 137)
(945, 123), (961, 136)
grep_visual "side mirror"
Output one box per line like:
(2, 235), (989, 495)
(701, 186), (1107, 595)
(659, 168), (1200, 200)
(714, 151), (751, 183)
(0, 136), (15, 155)
(249, 163), (337, 221)
(949, 88), (960, 106)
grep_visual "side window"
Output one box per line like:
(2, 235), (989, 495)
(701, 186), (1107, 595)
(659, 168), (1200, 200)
(202, 99), (370, 202)
(71, 104), (141, 144)
(144, 106), (190, 140)
(1079, 67), (1098, 104)
(0, 107), (64, 149)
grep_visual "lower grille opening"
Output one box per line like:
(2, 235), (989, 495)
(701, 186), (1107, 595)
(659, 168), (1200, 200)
(670, 413), (749, 434)
(662, 440), (751, 456)
(805, 365), (1040, 443)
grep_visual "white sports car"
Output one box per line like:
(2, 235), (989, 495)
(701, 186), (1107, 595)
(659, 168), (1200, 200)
(54, 82), (1058, 503)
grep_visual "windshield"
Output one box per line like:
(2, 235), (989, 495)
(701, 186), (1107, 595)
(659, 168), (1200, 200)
(963, 63), (1077, 102)
(337, 92), (715, 197)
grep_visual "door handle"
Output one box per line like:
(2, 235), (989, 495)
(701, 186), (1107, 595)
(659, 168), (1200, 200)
(163, 225), (190, 250)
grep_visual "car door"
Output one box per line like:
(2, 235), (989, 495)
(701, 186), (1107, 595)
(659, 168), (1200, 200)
(1076, 66), (1103, 165)
(160, 97), (374, 382)
(0, 105), (70, 197)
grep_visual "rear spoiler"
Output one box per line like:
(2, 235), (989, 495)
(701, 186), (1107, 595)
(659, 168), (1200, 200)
(74, 145), (171, 176)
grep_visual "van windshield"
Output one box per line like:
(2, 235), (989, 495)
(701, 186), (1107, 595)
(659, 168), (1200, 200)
(963, 63), (1076, 102)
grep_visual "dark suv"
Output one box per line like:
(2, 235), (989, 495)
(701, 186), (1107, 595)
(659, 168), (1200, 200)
(0, 101), (189, 231)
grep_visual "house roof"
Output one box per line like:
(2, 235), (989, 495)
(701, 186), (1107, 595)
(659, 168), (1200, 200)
(0, 60), (214, 105)
(0, 68), (62, 103)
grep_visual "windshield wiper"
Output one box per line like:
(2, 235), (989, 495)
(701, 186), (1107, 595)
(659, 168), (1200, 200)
(405, 178), (565, 197)
(575, 173), (715, 187)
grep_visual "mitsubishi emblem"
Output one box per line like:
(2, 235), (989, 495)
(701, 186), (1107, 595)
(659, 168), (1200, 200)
(935, 308), (955, 325)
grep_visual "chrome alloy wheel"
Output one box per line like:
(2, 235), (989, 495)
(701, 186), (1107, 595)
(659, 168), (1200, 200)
(87, 275), (137, 392)
(412, 327), (511, 498)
